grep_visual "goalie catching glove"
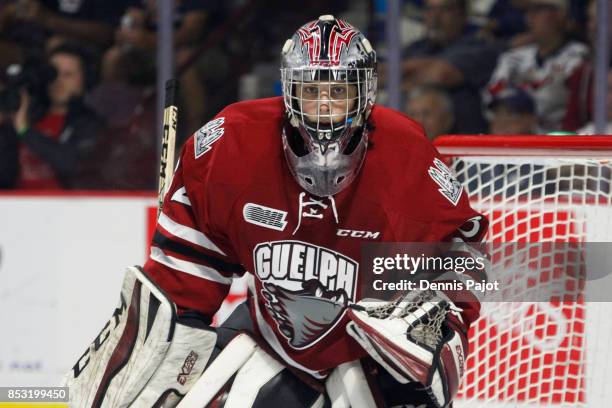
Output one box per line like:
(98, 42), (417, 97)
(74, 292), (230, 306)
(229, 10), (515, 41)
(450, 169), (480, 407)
(61, 266), (217, 407)
(347, 290), (468, 408)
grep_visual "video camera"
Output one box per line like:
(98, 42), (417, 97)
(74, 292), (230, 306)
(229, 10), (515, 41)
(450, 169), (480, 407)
(0, 57), (57, 115)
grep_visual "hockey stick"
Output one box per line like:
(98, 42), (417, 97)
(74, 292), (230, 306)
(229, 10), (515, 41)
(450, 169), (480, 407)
(157, 78), (179, 217)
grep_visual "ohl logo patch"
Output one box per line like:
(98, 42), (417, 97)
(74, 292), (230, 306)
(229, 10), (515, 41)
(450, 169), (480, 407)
(253, 240), (358, 349)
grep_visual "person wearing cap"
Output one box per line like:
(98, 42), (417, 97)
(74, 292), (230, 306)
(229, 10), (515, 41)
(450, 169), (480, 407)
(486, 0), (588, 133)
(489, 87), (538, 134)
(401, 0), (499, 134)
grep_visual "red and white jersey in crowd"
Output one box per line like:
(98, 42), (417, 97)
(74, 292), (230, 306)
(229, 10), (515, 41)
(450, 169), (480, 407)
(487, 41), (588, 132)
(143, 97), (486, 378)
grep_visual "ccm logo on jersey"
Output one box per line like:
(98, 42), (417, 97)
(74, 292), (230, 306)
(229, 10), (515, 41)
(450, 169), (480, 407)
(337, 229), (380, 239)
(253, 241), (358, 349)
(195, 117), (225, 158)
(428, 158), (463, 206)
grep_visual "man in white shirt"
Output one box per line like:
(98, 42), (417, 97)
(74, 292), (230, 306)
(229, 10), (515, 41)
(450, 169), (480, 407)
(486, 0), (588, 133)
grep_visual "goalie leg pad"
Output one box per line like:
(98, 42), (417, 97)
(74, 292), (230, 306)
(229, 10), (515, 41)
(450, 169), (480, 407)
(180, 333), (327, 408)
(62, 266), (217, 407)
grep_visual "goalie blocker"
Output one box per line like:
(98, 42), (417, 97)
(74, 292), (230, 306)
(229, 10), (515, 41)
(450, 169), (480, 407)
(61, 266), (217, 407)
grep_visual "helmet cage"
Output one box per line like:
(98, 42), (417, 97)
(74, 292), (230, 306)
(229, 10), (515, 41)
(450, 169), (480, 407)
(281, 67), (376, 144)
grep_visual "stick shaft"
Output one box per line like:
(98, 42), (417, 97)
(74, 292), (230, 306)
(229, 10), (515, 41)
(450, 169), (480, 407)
(158, 79), (179, 217)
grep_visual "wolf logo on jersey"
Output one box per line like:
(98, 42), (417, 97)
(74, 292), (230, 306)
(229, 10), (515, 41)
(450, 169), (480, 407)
(262, 280), (349, 348)
(254, 241), (358, 349)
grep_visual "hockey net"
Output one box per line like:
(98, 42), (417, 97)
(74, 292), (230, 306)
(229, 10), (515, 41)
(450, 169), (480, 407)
(435, 135), (612, 408)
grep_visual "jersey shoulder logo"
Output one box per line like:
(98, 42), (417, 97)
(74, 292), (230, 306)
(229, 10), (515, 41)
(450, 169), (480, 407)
(243, 203), (288, 231)
(428, 157), (463, 206)
(195, 117), (225, 159)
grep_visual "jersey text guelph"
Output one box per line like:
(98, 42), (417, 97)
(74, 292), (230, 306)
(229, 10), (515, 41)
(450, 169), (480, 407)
(254, 241), (357, 295)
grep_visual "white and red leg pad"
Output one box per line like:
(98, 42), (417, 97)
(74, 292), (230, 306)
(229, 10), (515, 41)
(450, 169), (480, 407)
(61, 266), (217, 407)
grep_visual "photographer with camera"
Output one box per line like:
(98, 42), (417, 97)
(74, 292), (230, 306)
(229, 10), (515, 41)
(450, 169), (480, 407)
(0, 43), (104, 189)
(0, 55), (54, 189)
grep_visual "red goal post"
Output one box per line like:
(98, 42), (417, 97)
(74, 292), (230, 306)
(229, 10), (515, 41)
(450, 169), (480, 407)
(435, 134), (612, 157)
(434, 135), (612, 408)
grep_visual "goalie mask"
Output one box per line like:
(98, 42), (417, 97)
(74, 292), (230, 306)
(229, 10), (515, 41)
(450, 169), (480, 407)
(281, 15), (377, 197)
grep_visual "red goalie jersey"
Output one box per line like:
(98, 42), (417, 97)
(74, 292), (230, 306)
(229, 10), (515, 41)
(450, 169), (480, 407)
(144, 96), (486, 379)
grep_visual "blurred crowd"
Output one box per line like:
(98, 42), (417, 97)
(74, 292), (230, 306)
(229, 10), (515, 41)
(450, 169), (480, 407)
(0, 0), (609, 191)
(401, 0), (609, 141)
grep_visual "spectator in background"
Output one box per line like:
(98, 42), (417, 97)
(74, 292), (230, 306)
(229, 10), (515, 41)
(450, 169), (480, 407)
(479, 0), (529, 48)
(479, 0), (587, 48)
(577, 68), (612, 135)
(486, 0), (588, 133)
(0, 0), (128, 67)
(102, 0), (216, 135)
(79, 59), (158, 190)
(401, 0), (499, 134)
(405, 85), (455, 140)
(488, 87), (538, 134)
(0, 43), (104, 189)
(563, 0), (611, 132)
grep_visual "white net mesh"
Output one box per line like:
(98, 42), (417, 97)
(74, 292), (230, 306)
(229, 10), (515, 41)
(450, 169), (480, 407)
(437, 137), (612, 408)
(362, 290), (449, 349)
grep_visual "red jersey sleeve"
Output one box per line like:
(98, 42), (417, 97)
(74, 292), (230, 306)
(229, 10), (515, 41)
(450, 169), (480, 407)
(413, 140), (489, 328)
(143, 117), (245, 321)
